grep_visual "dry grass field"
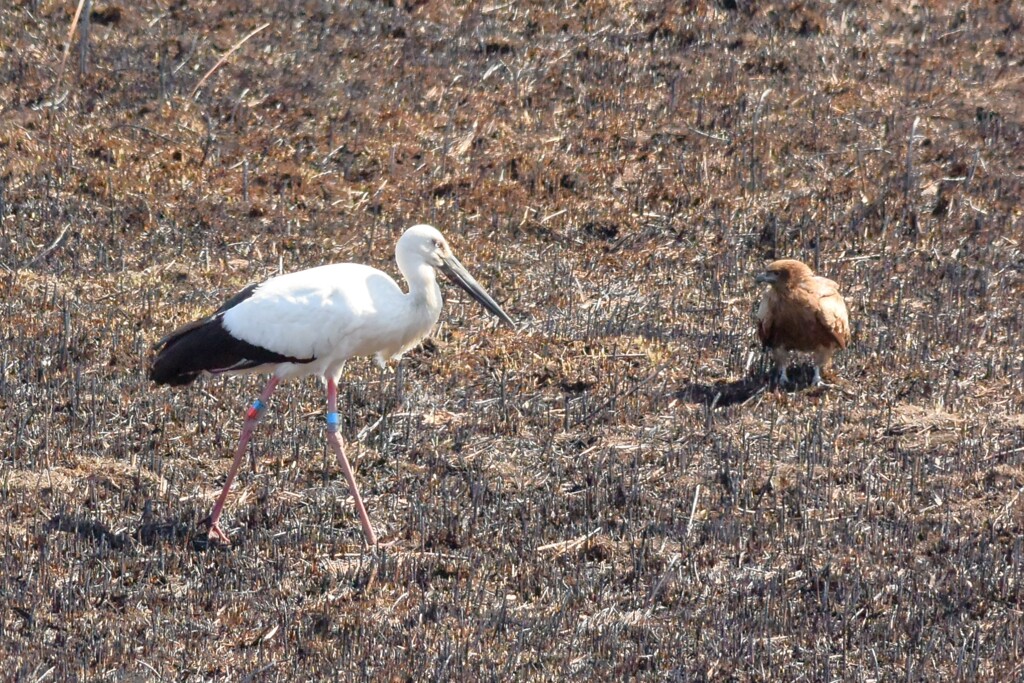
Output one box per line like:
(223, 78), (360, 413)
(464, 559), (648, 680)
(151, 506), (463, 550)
(1, 0), (1023, 679)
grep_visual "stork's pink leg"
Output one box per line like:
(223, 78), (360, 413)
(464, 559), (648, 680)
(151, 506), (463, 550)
(326, 378), (378, 546)
(206, 376), (280, 543)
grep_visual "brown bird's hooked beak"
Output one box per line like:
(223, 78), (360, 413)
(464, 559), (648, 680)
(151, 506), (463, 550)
(439, 254), (517, 330)
(755, 271), (779, 285)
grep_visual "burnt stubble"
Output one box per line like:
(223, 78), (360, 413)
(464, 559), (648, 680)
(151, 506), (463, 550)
(1, 1), (1022, 680)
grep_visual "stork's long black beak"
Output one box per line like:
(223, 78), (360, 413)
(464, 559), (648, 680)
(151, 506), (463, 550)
(755, 271), (778, 284)
(439, 254), (516, 329)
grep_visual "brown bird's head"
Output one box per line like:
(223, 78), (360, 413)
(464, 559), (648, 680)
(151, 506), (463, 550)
(755, 259), (814, 287)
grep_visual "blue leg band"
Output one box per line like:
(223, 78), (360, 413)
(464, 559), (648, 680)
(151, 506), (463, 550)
(326, 411), (340, 432)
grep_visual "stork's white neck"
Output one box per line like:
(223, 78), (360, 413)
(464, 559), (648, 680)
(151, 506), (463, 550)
(391, 225), (448, 354)
(365, 261), (439, 363)
(402, 262), (443, 317)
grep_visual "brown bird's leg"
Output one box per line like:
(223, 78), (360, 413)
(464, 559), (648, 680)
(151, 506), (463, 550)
(771, 347), (790, 386)
(206, 376), (280, 544)
(812, 348), (834, 386)
(325, 378), (378, 546)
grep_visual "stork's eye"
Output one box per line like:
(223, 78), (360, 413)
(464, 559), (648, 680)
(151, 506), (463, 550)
(433, 240), (442, 249)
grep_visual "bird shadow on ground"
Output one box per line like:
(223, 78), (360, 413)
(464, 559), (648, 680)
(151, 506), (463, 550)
(676, 364), (825, 408)
(45, 515), (131, 549)
(46, 512), (223, 552)
(675, 376), (767, 408)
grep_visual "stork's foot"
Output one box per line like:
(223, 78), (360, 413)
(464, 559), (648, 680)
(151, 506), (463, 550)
(200, 517), (232, 546)
(208, 525), (231, 545)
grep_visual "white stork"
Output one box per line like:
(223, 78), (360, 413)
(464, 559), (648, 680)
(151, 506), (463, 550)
(150, 224), (515, 546)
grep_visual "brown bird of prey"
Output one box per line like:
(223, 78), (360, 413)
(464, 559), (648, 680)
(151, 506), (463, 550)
(755, 259), (851, 386)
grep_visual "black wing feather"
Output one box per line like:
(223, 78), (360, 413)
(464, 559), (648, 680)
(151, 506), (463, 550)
(149, 283), (313, 386)
(214, 283), (260, 314)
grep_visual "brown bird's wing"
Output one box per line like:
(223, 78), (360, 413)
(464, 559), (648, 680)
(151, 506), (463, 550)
(756, 289), (778, 347)
(812, 277), (851, 349)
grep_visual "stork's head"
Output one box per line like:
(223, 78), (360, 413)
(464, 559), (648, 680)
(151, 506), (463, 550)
(396, 224), (451, 269)
(397, 224), (516, 329)
(755, 259), (814, 287)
